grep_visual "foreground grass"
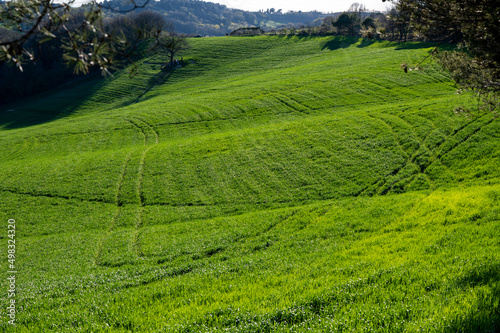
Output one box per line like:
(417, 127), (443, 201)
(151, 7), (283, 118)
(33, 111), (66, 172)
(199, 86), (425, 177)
(0, 36), (498, 332)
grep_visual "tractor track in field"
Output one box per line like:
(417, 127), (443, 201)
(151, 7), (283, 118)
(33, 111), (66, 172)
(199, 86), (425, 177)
(276, 38), (290, 66)
(132, 144), (156, 258)
(364, 112), (497, 196)
(94, 150), (134, 266)
(366, 114), (411, 184)
(125, 117), (160, 259)
(366, 113), (431, 195)
(94, 117), (160, 265)
(436, 115), (496, 160)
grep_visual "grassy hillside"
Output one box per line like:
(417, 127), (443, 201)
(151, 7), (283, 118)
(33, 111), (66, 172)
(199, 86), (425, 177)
(0, 36), (499, 332)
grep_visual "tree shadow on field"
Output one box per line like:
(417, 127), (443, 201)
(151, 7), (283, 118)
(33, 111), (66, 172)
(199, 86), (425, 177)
(357, 38), (376, 48)
(394, 41), (442, 50)
(278, 34), (315, 41)
(444, 262), (500, 332)
(0, 73), (105, 130)
(127, 65), (174, 105)
(321, 36), (358, 51)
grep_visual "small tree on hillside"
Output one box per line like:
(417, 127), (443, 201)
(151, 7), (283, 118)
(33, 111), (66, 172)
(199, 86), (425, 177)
(386, 7), (411, 42)
(153, 32), (189, 67)
(362, 17), (376, 30)
(361, 17), (377, 39)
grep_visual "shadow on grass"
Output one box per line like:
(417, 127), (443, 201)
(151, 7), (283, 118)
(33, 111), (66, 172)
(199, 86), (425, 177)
(0, 73), (105, 130)
(445, 262), (500, 332)
(394, 41), (444, 50)
(128, 65), (174, 105)
(0, 63), (178, 130)
(357, 38), (376, 48)
(321, 36), (359, 51)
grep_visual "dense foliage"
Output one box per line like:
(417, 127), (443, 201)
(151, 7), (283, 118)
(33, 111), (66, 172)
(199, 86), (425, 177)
(0, 0), (149, 73)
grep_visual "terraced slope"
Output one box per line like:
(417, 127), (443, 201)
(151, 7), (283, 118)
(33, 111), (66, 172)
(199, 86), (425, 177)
(0, 36), (498, 332)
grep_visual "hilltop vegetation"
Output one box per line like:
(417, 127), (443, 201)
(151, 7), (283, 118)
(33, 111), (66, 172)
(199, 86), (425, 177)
(104, 0), (329, 36)
(0, 36), (499, 332)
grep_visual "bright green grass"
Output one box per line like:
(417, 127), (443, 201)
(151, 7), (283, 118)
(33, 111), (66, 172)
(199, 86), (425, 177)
(0, 36), (498, 332)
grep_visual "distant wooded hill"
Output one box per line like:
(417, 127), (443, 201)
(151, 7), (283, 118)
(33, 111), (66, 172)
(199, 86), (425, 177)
(103, 0), (334, 35)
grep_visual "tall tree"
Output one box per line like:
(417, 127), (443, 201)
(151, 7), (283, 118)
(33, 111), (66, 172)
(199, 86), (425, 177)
(386, 7), (411, 41)
(348, 2), (367, 14)
(334, 13), (361, 36)
(131, 10), (173, 39)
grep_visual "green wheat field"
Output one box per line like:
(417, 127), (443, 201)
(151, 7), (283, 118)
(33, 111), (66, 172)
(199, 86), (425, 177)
(0, 35), (499, 332)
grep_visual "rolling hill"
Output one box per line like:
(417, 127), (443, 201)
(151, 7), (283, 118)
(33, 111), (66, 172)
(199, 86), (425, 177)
(0, 35), (499, 332)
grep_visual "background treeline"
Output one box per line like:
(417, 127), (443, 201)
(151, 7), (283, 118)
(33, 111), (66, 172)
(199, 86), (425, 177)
(276, 4), (419, 41)
(104, 0), (332, 36)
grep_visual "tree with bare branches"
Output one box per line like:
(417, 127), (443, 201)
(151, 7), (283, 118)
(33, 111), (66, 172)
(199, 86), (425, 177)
(152, 32), (189, 67)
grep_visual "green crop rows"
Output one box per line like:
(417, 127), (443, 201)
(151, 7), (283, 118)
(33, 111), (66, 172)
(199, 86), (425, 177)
(0, 36), (498, 332)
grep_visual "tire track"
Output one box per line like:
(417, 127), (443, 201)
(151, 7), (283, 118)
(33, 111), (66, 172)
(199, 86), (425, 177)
(2, 136), (38, 161)
(274, 93), (309, 114)
(393, 115), (436, 190)
(366, 114), (423, 195)
(131, 117), (159, 144)
(126, 117), (160, 259)
(131, 144), (156, 258)
(124, 119), (147, 146)
(436, 116), (495, 160)
(0, 188), (113, 204)
(95, 116), (160, 265)
(94, 150), (134, 266)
